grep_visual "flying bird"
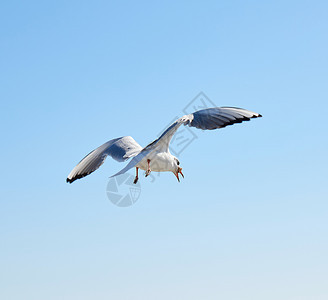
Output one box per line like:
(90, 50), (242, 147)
(67, 107), (262, 184)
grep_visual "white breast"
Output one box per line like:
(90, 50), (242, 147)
(136, 151), (175, 172)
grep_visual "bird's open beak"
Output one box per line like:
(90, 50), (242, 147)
(174, 167), (184, 182)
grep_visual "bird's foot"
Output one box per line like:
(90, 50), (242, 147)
(145, 159), (151, 177)
(133, 176), (139, 184)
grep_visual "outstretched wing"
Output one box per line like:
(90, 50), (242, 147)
(66, 136), (142, 183)
(146, 107), (262, 152)
(109, 148), (153, 178)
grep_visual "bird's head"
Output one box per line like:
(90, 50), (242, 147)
(173, 157), (184, 182)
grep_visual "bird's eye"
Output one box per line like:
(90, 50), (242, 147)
(177, 160), (180, 165)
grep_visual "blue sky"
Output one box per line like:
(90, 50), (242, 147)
(1, 0), (328, 299)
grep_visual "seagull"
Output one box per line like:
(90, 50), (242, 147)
(67, 107), (262, 184)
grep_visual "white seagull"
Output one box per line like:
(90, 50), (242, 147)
(67, 107), (262, 184)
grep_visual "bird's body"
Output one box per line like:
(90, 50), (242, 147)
(136, 151), (176, 173)
(66, 106), (262, 184)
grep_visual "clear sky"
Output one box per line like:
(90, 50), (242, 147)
(1, 1), (328, 299)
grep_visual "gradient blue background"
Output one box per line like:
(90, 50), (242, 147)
(1, 1), (327, 299)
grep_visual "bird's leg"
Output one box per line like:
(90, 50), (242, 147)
(133, 167), (139, 184)
(145, 159), (151, 177)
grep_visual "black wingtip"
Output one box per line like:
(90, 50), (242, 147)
(66, 172), (90, 184)
(251, 113), (262, 118)
(66, 177), (78, 184)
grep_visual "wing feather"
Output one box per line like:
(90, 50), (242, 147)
(66, 136), (142, 183)
(189, 107), (260, 130)
(145, 107), (262, 152)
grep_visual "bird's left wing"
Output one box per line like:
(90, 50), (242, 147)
(67, 136), (142, 183)
(145, 107), (262, 152)
(109, 148), (153, 178)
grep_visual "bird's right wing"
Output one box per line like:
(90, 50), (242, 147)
(66, 136), (142, 183)
(145, 107), (262, 152)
